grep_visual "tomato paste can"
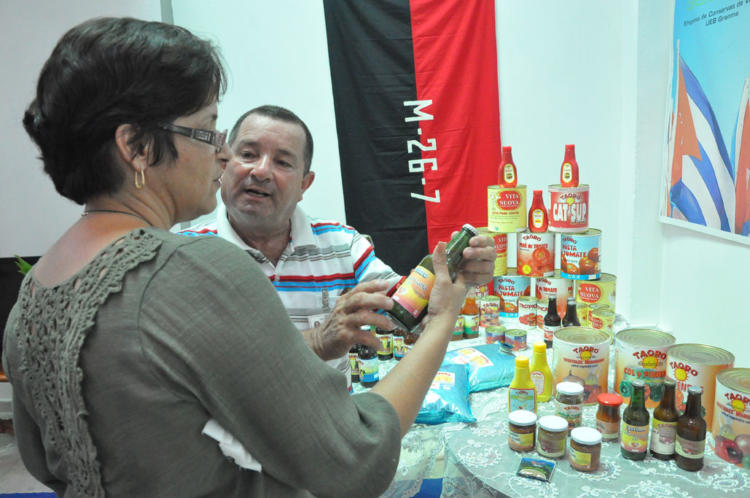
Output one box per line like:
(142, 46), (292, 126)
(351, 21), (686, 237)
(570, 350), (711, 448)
(485, 325), (506, 344)
(517, 296), (537, 330)
(560, 229), (601, 280)
(478, 296), (501, 328)
(712, 368), (750, 466)
(517, 231), (555, 277)
(479, 227), (509, 277)
(505, 328), (527, 351)
(590, 308), (615, 339)
(666, 344), (735, 431)
(553, 327), (609, 405)
(576, 273), (616, 313)
(548, 184), (590, 233)
(576, 302), (590, 327)
(536, 298), (548, 330)
(487, 185), (527, 233)
(535, 270), (573, 320)
(495, 268), (531, 318)
(615, 328), (676, 409)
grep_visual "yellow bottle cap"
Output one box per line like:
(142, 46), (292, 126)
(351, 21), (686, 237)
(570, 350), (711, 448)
(515, 355), (529, 367)
(533, 342), (547, 353)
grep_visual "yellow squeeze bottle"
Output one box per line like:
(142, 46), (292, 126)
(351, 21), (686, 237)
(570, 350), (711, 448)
(529, 342), (554, 402)
(508, 356), (537, 413)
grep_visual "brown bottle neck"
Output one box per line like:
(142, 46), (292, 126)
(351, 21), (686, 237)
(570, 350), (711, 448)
(630, 386), (646, 410)
(684, 391), (702, 417)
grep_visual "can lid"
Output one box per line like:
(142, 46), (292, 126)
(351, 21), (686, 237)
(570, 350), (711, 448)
(556, 382), (584, 395)
(509, 409), (537, 426)
(571, 427), (602, 445)
(597, 392), (623, 406)
(462, 224), (479, 236)
(538, 415), (568, 432)
(716, 368), (750, 393)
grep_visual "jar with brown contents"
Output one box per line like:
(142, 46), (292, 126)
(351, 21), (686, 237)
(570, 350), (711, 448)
(555, 382), (584, 430)
(536, 415), (568, 458)
(595, 392), (623, 441)
(569, 427), (602, 472)
(508, 410), (537, 452)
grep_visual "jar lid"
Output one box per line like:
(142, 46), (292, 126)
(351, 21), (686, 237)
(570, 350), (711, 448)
(556, 381), (584, 395)
(537, 415), (568, 432)
(597, 392), (623, 406)
(509, 409), (537, 426)
(571, 427), (602, 445)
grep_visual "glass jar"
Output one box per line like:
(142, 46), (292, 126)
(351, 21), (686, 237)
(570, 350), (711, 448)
(508, 410), (537, 452)
(555, 381), (584, 430)
(537, 415), (568, 458)
(595, 392), (623, 441)
(569, 427), (602, 472)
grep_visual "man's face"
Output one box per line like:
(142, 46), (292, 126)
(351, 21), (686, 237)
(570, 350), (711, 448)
(221, 113), (314, 236)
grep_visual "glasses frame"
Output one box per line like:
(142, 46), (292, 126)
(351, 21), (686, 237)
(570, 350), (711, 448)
(160, 123), (227, 152)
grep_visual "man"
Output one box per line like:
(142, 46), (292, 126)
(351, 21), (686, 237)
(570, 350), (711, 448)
(183, 105), (495, 387)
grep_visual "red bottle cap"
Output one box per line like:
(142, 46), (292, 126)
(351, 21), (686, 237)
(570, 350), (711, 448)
(597, 392), (623, 406)
(564, 144), (576, 159)
(533, 189), (543, 196)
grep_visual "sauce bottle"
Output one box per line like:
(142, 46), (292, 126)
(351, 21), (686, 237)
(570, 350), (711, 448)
(528, 190), (549, 232)
(560, 144), (579, 188)
(349, 344), (360, 383)
(561, 297), (580, 327)
(529, 342), (554, 402)
(358, 345), (379, 388)
(460, 294), (480, 339)
(651, 379), (679, 460)
(543, 295), (560, 348)
(509, 356), (537, 413)
(676, 386), (706, 471)
(375, 327), (393, 361)
(387, 224), (477, 331)
(498, 146), (518, 188)
(620, 379), (649, 460)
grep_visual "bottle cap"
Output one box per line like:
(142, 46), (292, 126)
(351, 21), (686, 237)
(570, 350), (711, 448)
(509, 409), (537, 427)
(515, 355), (529, 367)
(502, 145), (513, 155)
(533, 342), (547, 353)
(565, 144), (575, 152)
(533, 189), (543, 195)
(632, 379), (645, 388)
(663, 378), (676, 387)
(556, 381), (584, 395)
(538, 415), (568, 432)
(571, 426), (601, 446)
(688, 385), (703, 395)
(461, 224), (479, 236)
(597, 392), (623, 406)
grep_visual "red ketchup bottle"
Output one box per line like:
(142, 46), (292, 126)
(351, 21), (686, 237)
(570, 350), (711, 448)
(528, 190), (549, 232)
(560, 144), (580, 188)
(498, 146), (518, 188)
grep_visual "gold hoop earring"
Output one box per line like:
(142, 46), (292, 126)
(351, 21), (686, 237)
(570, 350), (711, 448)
(134, 169), (145, 189)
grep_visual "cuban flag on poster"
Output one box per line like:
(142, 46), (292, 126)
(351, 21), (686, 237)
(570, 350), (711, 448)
(733, 78), (750, 236)
(668, 56), (735, 233)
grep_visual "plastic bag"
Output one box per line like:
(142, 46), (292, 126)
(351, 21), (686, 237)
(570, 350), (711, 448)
(415, 363), (475, 425)
(443, 343), (515, 392)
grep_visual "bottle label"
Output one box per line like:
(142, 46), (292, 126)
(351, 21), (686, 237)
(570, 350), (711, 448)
(462, 314), (479, 335)
(650, 419), (677, 454)
(392, 266), (435, 318)
(620, 423), (649, 453)
(562, 163), (573, 184)
(358, 358), (379, 384)
(543, 324), (560, 342)
(531, 371), (546, 395)
(504, 164), (516, 185)
(675, 435), (705, 459)
(532, 209), (545, 229)
(349, 352), (360, 376)
(569, 445), (592, 467)
(393, 336), (405, 358)
(509, 431), (534, 448)
(509, 388), (536, 412)
(555, 400), (583, 428)
(376, 333), (393, 356)
(596, 419), (619, 440)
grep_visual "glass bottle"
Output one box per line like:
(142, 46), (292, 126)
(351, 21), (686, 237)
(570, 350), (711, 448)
(509, 356), (537, 413)
(375, 327), (393, 361)
(651, 379), (679, 460)
(676, 386), (706, 471)
(392, 327), (406, 361)
(621, 379), (650, 460)
(461, 294), (480, 339)
(358, 345), (379, 388)
(348, 344), (360, 383)
(386, 224), (478, 331)
(498, 146), (518, 188)
(529, 342), (554, 402)
(543, 295), (560, 348)
(561, 297), (580, 327)
(560, 144), (580, 188)
(528, 190), (549, 233)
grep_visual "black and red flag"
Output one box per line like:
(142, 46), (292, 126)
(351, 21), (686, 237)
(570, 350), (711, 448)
(323, 0), (500, 275)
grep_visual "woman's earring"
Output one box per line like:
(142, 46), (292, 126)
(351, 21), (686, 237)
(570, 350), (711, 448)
(135, 169), (145, 189)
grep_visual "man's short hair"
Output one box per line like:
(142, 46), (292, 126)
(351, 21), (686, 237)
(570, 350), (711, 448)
(228, 105), (314, 174)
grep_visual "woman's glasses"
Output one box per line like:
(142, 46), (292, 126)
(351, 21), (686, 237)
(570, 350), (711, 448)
(160, 123), (227, 153)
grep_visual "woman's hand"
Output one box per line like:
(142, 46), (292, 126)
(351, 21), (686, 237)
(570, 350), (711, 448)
(423, 241), (467, 333)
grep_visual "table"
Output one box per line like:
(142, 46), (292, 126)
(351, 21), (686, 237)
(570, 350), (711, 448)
(355, 318), (750, 497)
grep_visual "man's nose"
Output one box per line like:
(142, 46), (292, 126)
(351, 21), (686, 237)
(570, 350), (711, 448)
(249, 154), (272, 180)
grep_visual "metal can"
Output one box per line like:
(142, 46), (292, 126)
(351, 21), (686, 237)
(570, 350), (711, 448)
(537, 298), (548, 330)
(478, 296), (501, 328)
(615, 328), (676, 409)
(590, 308), (615, 336)
(576, 302), (590, 327)
(553, 327), (610, 405)
(535, 270), (573, 320)
(517, 231), (555, 277)
(505, 329), (527, 351)
(518, 296), (537, 330)
(485, 325), (506, 344)
(587, 303), (608, 325)
(667, 344), (735, 431)
(479, 227), (508, 277)
(495, 268), (531, 318)
(576, 273), (616, 313)
(548, 184), (590, 233)
(487, 185), (527, 233)
(560, 229), (601, 280)
(712, 368), (750, 466)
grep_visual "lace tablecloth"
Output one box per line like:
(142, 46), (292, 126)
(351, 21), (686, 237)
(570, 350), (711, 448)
(354, 318), (750, 497)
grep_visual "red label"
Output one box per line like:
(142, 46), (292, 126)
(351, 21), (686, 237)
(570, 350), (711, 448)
(494, 234), (508, 252)
(578, 283), (601, 302)
(497, 190), (521, 210)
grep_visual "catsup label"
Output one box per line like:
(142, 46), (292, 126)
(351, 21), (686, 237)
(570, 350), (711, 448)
(549, 185), (589, 232)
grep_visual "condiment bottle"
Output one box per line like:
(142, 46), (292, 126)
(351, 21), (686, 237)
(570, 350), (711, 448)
(460, 295), (479, 339)
(528, 190), (548, 233)
(651, 379), (679, 460)
(620, 379), (649, 460)
(403, 328), (420, 355)
(543, 295), (560, 348)
(536, 415), (568, 458)
(451, 316), (464, 342)
(596, 392), (623, 441)
(676, 386), (707, 471)
(387, 224), (478, 330)
(529, 342), (553, 402)
(555, 381), (584, 430)
(560, 144), (580, 188)
(509, 356), (537, 413)
(357, 345), (379, 388)
(561, 297), (580, 327)
(392, 328), (406, 360)
(569, 427), (602, 472)
(375, 327), (393, 361)
(349, 344), (360, 383)
(498, 146), (518, 188)
(508, 410), (537, 452)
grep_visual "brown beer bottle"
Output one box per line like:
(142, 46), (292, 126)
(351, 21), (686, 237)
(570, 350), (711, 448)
(675, 386), (706, 471)
(561, 297), (580, 327)
(620, 379), (649, 460)
(542, 295), (560, 348)
(651, 379), (679, 460)
(386, 225), (477, 331)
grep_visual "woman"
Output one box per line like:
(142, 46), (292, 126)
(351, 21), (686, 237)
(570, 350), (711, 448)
(2, 17), (468, 497)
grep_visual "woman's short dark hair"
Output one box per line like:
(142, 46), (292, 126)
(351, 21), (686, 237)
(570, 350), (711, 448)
(23, 17), (227, 204)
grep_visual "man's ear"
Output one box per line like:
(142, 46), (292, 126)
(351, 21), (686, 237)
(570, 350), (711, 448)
(114, 123), (149, 172)
(300, 171), (315, 200)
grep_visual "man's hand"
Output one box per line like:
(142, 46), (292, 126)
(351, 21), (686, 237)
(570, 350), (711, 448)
(305, 280), (395, 361)
(457, 234), (496, 287)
